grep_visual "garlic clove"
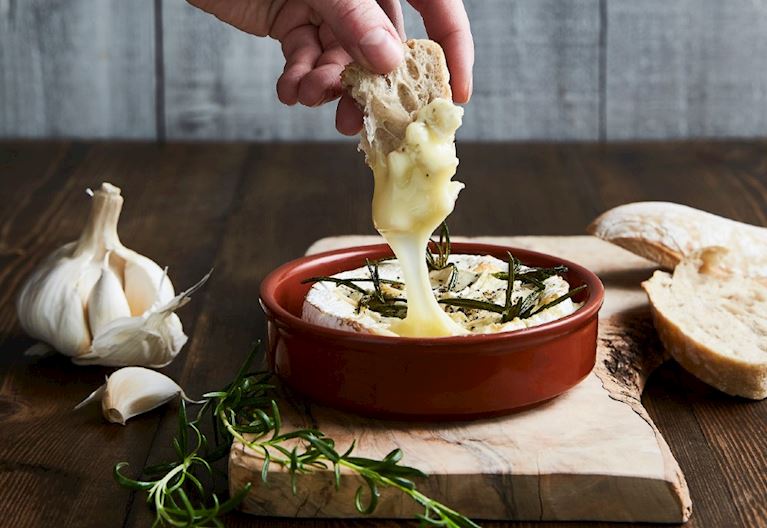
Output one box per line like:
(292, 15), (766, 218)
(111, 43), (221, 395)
(88, 253), (132, 336)
(73, 271), (211, 368)
(17, 246), (95, 356)
(120, 249), (176, 316)
(75, 367), (193, 425)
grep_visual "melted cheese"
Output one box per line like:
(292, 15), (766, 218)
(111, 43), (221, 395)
(303, 255), (582, 336)
(371, 98), (466, 337)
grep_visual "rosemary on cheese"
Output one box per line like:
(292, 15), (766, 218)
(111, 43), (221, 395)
(304, 223), (587, 324)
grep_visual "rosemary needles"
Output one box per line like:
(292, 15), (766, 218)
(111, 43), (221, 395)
(114, 343), (479, 528)
(304, 223), (588, 327)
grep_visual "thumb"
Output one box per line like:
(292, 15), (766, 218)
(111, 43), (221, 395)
(306, 0), (403, 73)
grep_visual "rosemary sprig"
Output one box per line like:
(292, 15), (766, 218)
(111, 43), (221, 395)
(302, 276), (403, 291)
(426, 221), (452, 271)
(493, 265), (569, 289)
(115, 344), (478, 527)
(529, 284), (587, 317)
(426, 222), (458, 291)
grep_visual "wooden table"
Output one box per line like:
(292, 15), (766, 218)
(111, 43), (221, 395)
(0, 141), (765, 528)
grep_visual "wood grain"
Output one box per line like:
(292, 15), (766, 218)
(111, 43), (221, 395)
(0, 0), (156, 138)
(605, 0), (767, 139)
(0, 141), (766, 528)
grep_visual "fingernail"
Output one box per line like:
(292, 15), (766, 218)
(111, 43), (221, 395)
(359, 27), (402, 72)
(466, 77), (473, 101)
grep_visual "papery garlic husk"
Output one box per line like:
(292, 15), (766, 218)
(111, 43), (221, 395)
(75, 367), (196, 425)
(16, 182), (205, 367)
(74, 271), (210, 367)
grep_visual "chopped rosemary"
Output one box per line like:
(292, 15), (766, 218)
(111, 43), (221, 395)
(426, 221), (452, 271)
(115, 343), (479, 527)
(438, 297), (504, 313)
(304, 224), (588, 326)
(529, 284), (587, 317)
(301, 276), (403, 291)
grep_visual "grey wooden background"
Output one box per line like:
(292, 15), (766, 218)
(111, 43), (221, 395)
(1, 0), (766, 141)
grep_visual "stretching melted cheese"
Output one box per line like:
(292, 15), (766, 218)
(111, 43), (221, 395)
(372, 98), (467, 337)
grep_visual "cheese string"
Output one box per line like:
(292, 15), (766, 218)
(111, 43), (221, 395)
(371, 99), (467, 337)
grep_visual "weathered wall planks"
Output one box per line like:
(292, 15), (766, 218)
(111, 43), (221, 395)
(606, 0), (767, 139)
(161, 1), (339, 140)
(1, 0), (766, 140)
(462, 0), (600, 140)
(0, 0), (156, 138)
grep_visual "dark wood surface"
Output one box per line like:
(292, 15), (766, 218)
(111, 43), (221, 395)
(0, 141), (765, 528)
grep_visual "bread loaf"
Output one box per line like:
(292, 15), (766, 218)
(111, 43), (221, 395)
(588, 202), (767, 273)
(341, 39), (451, 168)
(643, 247), (767, 399)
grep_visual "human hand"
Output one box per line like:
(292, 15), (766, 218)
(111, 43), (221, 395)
(187, 0), (473, 135)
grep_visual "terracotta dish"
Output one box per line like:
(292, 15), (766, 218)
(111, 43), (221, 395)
(260, 243), (604, 420)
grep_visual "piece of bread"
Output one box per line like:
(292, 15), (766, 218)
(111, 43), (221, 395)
(588, 202), (767, 273)
(642, 247), (767, 399)
(341, 39), (452, 168)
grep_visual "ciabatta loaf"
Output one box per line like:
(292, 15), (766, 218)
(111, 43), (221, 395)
(588, 202), (767, 273)
(341, 39), (451, 168)
(643, 247), (767, 399)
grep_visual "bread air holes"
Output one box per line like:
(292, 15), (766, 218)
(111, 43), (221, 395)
(406, 58), (420, 80)
(398, 83), (418, 113)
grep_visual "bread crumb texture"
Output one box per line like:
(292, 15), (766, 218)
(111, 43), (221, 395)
(643, 246), (767, 399)
(341, 39), (452, 168)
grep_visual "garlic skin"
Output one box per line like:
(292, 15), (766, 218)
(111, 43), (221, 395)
(75, 367), (193, 425)
(75, 272), (210, 367)
(16, 183), (202, 367)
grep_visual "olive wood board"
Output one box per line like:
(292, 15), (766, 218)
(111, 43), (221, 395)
(229, 235), (692, 523)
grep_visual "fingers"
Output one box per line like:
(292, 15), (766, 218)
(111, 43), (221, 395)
(407, 0), (474, 102)
(336, 93), (364, 135)
(297, 63), (345, 106)
(377, 0), (406, 40)
(306, 0), (403, 74)
(276, 24), (322, 105)
(297, 43), (351, 107)
(186, 0), (278, 36)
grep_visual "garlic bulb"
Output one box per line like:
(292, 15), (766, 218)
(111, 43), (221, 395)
(16, 182), (208, 367)
(75, 367), (195, 425)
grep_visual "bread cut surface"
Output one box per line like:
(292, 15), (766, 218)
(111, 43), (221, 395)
(341, 39), (451, 168)
(588, 202), (767, 273)
(643, 247), (767, 399)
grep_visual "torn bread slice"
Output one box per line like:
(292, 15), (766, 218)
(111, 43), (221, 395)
(588, 202), (767, 273)
(643, 247), (767, 399)
(341, 39), (451, 168)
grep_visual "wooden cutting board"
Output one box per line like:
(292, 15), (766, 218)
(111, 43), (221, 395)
(229, 236), (692, 523)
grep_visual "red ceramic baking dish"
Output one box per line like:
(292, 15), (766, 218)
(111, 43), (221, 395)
(260, 243), (604, 421)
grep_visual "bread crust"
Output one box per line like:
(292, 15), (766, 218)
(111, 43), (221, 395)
(642, 248), (767, 399)
(341, 39), (452, 168)
(588, 202), (767, 273)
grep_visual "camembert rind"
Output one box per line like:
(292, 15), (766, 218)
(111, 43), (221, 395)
(302, 255), (582, 337)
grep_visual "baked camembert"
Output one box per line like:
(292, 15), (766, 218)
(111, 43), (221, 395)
(303, 254), (582, 336)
